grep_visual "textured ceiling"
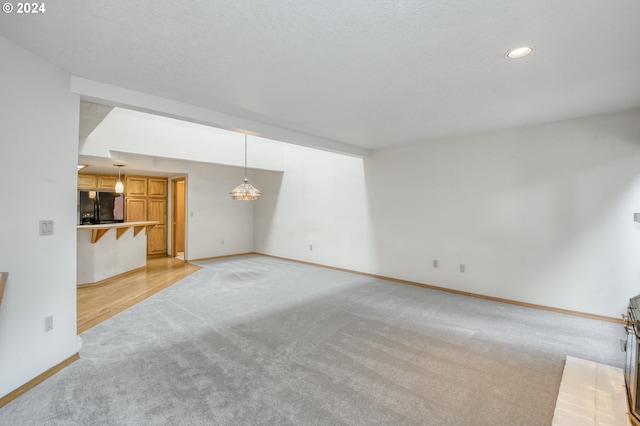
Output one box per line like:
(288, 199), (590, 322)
(1, 1), (639, 152)
(78, 101), (114, 138)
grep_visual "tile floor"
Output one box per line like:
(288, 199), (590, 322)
(553, 356), (632, 426)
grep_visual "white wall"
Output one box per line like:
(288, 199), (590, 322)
(152, 158), (257, 260)
(253, 144), (377, 272)
(0, 36), (79, 397)
(255, 109), (640, 318)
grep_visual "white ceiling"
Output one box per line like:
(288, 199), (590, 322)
(1, 1), (639, 153)
(78, 101), (113, 138)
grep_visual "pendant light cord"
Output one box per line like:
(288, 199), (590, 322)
(244, 134), (248, 180)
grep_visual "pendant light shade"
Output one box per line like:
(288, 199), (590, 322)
(230, 178), (262, 201)
(230, 135), (261, 201)
(115, 165), (124, 194)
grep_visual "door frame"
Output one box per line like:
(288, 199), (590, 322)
(171, 177), (186, 259)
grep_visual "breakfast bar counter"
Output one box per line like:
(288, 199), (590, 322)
(77, 221), (158, 285)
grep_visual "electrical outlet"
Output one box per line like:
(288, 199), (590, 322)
(433, 260), (438, 268)
(39, 220), (54, 236)
(460, 264), (465, 273)
(44, 316), (53, 332)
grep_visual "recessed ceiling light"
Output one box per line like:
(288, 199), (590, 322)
(506, 46), (534, 59)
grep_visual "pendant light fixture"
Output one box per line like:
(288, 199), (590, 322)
(114, 165), (124, 194)
(230, 134), (261, 201)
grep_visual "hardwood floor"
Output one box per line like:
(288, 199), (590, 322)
(77, 256), (201, 333)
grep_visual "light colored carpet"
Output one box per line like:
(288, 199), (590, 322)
(0, 254), (626, 425)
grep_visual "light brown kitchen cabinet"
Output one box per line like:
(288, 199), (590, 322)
(147, 225), (167, 255)
(147, 198), (167, 255)
(78, 174), (97, 189)
(78, 174), (119, 191)
(97, 175), (118, 190)
(124, 175), (168, 256)
(125, 176), (147, 197)
(125, 198), (147, 222)
(148, 198), (166, 223)
(148, 178), (167, 198)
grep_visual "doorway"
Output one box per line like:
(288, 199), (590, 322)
(171, 178), (186, 260)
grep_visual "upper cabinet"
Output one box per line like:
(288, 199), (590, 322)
(148, 178), (167, 198)
(96, 175), (118, 190)
(78, 174), (120, 191)
(125, 176), (147, 197)
(77, 174), (97, 189)
(124, 175), (168, 197)
(79, 174), (168, 197)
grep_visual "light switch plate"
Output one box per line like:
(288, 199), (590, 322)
(45, 315), (53, 332)
(39, 220), (54, 236)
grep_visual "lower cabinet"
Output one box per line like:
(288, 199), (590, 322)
(147, 198), (167, 255)
(147, 224), (167, 255)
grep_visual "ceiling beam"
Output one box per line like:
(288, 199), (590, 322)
(71, 76), (372, 158)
